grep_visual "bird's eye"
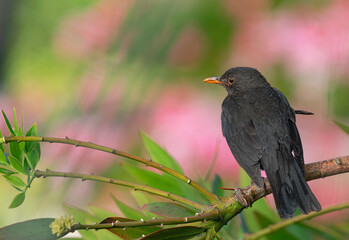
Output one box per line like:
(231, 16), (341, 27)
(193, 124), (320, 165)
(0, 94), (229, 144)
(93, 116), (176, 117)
(228, 77), (235, 84)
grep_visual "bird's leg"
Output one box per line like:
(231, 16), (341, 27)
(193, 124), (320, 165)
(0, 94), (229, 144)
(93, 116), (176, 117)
(219, 186), (252, 208)
(235, 188), (252, 208)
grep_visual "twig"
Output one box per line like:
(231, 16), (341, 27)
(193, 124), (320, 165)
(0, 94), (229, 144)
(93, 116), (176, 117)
(2, 136), (219, 203)
(236, 155), (349, 206)
(244, 202), (349, 240)
(34, 169), (205, 210)
(69, 210), (220, 232)
(217, 156), (349, 230)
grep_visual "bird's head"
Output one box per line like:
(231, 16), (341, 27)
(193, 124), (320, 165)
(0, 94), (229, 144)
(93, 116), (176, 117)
(204, 67), (270, 95)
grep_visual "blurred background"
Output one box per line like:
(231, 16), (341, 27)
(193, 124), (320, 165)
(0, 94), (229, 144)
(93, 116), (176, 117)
(0, 0), (348, 230)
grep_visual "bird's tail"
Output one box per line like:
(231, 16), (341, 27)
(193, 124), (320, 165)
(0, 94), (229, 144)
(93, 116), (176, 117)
(264, 153), (322, 219)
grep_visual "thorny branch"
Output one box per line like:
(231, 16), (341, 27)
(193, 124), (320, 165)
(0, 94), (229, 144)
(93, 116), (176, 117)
(235, 155), (349, 206)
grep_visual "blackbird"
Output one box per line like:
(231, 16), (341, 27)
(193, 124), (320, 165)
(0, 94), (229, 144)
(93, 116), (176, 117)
(204, 67), (321, 218)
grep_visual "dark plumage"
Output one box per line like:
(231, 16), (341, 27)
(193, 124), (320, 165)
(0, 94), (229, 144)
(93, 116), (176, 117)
(204, 67), (321, 218)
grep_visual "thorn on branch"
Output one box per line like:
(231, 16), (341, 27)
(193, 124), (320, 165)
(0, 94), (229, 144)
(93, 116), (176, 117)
(335, 158), (342, 165)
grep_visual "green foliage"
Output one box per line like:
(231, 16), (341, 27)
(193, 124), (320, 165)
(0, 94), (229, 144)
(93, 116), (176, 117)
(334, 121), (349, 135)
(9, 192), (26, 209)
(1, 111), (349, 240)
(328, 82), (349, 118)
(141, 202), (197, 218)
(0, 218), (58, 240)
(0, 110), (41, 208)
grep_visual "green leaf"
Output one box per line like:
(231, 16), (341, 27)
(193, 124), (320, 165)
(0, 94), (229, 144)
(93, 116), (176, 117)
(3, 174), (27, 190)
(25, 123), (41, 157)
(0, 149), (8, 165)
(25, 148), (40, 170)
(140, 226), (204, 240)
(141, 132), (183, 174)
(334, 121), (349, 135)
(211, 174), (224, 197)
(123, 164), (192, 200)
(2, 110), (16, 136)
(112, 194), (146, 220)
(9, 142), (22, 161)
(0, 129), (4, 152)
(8, 156), (27, 175)
(101, 217), (161, 240)
(13, 109), (18, 134)
(0, 165), (18, 175)
(0, 218), (58, 240)
(141, 202), (196, 217)
(9, 191), (26, 208)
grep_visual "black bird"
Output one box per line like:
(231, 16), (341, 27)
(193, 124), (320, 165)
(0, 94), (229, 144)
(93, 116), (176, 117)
(204, 67), (321, 218)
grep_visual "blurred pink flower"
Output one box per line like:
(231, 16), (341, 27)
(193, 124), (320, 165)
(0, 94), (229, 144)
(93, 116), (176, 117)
(54, 0), (134, 58)
(45, 116), (124, 173)
(232, 1), (349, 80)
(146, 86), (240, 181)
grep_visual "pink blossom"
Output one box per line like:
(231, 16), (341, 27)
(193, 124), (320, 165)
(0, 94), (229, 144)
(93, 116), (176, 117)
(54, 0), (134, 58)
(147, 86), (240, 180)
(232, 1), (349, 80)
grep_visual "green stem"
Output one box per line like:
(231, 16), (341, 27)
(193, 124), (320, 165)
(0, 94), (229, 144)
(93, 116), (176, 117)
(245, 202), (349, 240)
(3, 136), (218, 203)
(34, 169), (205, 210)
(70, 210), (220, 231)
(205, 228), (213, 240)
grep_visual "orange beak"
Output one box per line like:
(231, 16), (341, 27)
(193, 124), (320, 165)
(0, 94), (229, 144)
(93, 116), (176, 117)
(203, 76), (223, 84)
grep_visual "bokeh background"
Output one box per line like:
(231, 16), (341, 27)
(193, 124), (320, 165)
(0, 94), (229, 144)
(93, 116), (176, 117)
(0, 0), (348, 231)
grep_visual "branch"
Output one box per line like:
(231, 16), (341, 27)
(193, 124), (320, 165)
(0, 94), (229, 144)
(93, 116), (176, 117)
(34, 169), (205, 210)
(216, 155), (349, 229)
(2, 136), (218, 203)
(238, 155), (349, 205)
(69, 209), (220, 232)
(245, 202), (349, 240)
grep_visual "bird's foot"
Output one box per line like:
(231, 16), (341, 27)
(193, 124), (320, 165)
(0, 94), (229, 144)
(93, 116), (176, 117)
(219, 187), (253, 207)
(235, 188), (252, 208)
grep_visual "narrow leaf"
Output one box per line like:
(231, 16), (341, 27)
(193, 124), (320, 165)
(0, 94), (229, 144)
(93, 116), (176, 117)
(101, 217), (161, 240)
(123, 164), (192, 199)
(141, 202), (196, 217)
(141, 132), (183, 174)
(8, 156), (26, 175)
(2, 110), (16, 136)
(0, 218), (58, 240)
(334, 121), (349, 135)
(3, 174), (27, 189)
(9, 142), (22, 162)
(25, 148), (40, 170)
(112, 194), (146, 220)
(0, 165), (18, 175)
(13, 109), (18, 134)
(9, 191), (26, 208)
(212, 174), (224, 197)
(25, 123), (41, 159)
(140, 226), (204, 240)
(0, 149), (8, 165)
(0, 129), (4, 152)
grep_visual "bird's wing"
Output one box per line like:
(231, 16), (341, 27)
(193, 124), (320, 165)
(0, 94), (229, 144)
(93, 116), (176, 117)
(272, 88), (305, 175)
(221, 96), (264, 187)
